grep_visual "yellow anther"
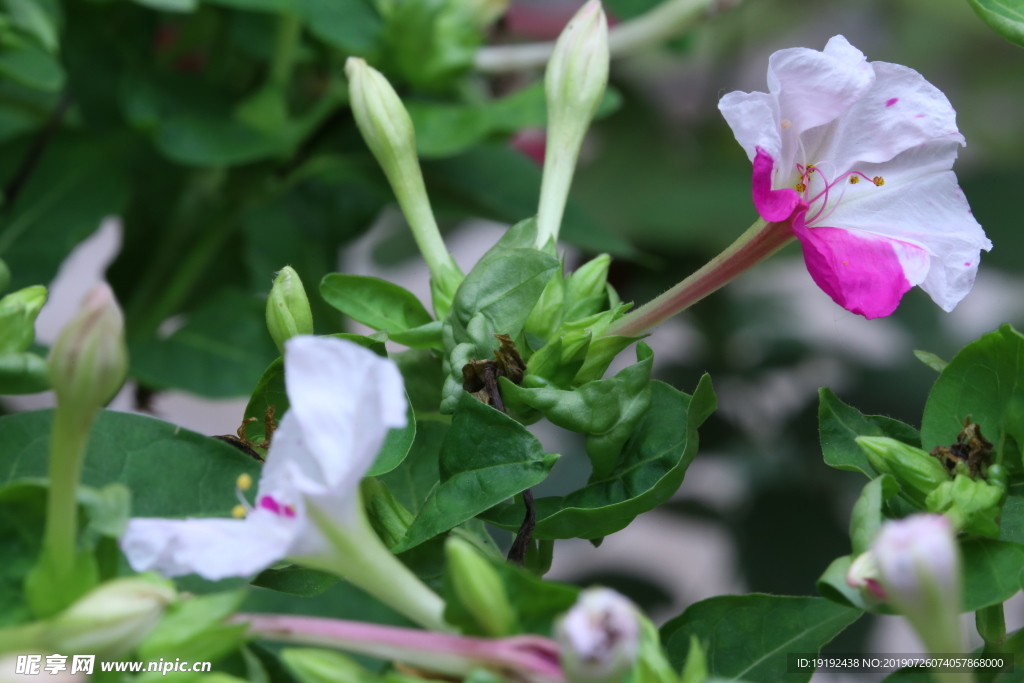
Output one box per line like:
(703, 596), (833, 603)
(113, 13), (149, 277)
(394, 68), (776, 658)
(873, 176), (885, 186)
(232, 505), (248, 519)
(849, 176), (860, 184)
(237, 473), (253, 491)
(795, 183), (807, 193)
(781, 119), (792, 130)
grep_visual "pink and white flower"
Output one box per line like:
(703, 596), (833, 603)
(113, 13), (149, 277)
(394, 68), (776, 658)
(720, 36), (991, 319)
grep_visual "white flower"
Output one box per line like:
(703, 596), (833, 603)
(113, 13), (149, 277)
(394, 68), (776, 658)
(720, 35), (991, 319)
(120, 336), (405, 580)
(555, 588), (640, 683)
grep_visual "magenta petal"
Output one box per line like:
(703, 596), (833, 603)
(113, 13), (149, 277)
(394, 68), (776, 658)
(752, 147), (802, 222)
(793, 219), (923, 319)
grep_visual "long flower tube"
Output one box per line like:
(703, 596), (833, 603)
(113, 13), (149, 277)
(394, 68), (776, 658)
(233, 614), (563, 683)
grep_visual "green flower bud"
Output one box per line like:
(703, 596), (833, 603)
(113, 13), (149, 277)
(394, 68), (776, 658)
(267, 266), (314, 354)
(986, 463), (1008, 491)
(345, 56), (461, 313)
(536, 0), (609, 247)
(524, 329), (592, 390)
(361, 478), (414, 550)
(556, 588), (640, 683)
(856, 437), (951, 507)
(0, 257), (10, 294)
(0, 285), (47, 353)
(445, 536), (516, 637)
(48, 576), (177, 658)
(48, 283), (128, 423)
(926, 473), (1003, 538)
(564, 254), (610, 321)
(525, 265), (566, 341)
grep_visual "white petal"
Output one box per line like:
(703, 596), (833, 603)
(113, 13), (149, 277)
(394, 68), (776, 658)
(803, 61), (964, 174)
(277, 336), (407, 493)
(767, 35), (874, 137)
(815, 145), (990, 312)
(120, 513), (295, 581)
(718, 90), (780, 163)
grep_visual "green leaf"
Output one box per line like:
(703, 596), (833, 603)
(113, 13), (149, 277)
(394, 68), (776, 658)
(0, 409), (262, 517)
(0, 351), (49, 394)
(130, 288), (280, 399)
(921, 325), (1024, 468)
(482, 376), (716, 540)
(251, 566), (339, 597)
(281, 648), (380, 683)
(967, 0), (1024, 48)
(132, 0), (198, 11)
(913, 349), (948, 373)
(501, 342), (654, 480)
(394, 391), (558, 552)
(850, 474), (899, 556)
(816, 555), (870, 611)
(423, 145), (638, 258)
(961, 538), (1024, 611)
(818, 388), (922, 478)
(300, 0), (381, 55)
(320, 274), (433, 335)
(660, 595), (862, 683)
(242, 335), (416, 477)
(0, 135), (129, 290)
(138, 590), (250, 663)
(1000, 487), (1024, 543)
(380, 0), (482, 92)
(380, 421), (447, 515)
(0, 483), (45, 625)
(0, 43), (64, 92)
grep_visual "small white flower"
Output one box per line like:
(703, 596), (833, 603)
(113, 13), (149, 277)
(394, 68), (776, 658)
(555, 588), (640, 683)
(120, 336), (406, 581)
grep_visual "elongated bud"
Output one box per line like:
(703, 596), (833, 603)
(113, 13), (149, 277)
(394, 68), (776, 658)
(525, 266), (566, 341)
(345, 57), (462, 315)
(856, 437), (950, 507)
(872, 514), (963, 655)
(556, 588), (640, 683)
(48, 283), (128, 422)
(267, 266), (314, 354)
(361, 478), (414, 550)
(445, 536), (516, 637)
(536, 0), (609, 247)
(0, 285), (47, 353)
(47, 576), (176, 657)
(564, 254), (610, 321)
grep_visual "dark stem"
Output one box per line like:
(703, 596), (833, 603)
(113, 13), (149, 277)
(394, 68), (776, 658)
(483, 364), (505, 413)
(507, 489), (536, 565)
(4, 93), (73, 208)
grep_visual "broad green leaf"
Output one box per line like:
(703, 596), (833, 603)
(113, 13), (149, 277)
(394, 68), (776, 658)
(1000, 487), (1024, 543)
(0, 43), (64, 92)
(423, 145), (638, 258)
(850, 475), (899, 556)
(816, 555), (870, 611)
(320, 274), (433, 335)
(482, 376), (716, 540)
(961, 538), (1024, 610)
(6, 0), (61, 52)
(0, 351), (49, 394)
(442, 553), (578, 636)
(0, 409), (261, 517)
(242, 335), (415, 477)
(0, 483), (45, 625)
(380, 421), (447, 515)
(156, 112), (288, 167)
(394, 391), (558, 552)
(204, 0), (294, 11)
(130, 288), (280, 399)
(921, 325), (1024, 467)
(389, 321), (444, 350)
(818, 388), (922, 478)
(967, 0), (1024, 48)
(660, 595), (862, 683)
(501, 342), (654, 480)
(0, 135), (129, 290)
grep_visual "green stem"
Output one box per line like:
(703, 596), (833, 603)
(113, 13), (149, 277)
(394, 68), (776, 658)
(302, 503), (451, 633)
(535, 120), (585, 248)
(606, 218), (795, 337)
(270, 14), (302, 88)
(41, 410), (91, 582)
(977, 603), (1006, 648)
